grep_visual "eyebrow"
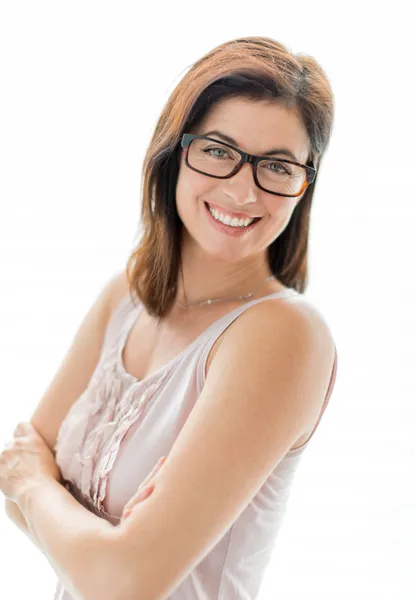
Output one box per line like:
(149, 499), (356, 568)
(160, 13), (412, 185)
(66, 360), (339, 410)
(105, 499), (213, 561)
(203, 129), (300, 162)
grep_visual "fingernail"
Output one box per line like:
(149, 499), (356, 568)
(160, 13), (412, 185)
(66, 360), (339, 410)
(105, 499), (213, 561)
(137, 484), (154, 500)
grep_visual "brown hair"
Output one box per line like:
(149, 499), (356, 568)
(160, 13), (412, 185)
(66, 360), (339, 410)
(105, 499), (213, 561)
(125, 36), (335, 318)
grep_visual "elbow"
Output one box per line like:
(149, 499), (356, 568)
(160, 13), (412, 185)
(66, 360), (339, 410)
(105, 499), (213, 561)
(57, 525), (129, 600)
(83, 525), (135, 600)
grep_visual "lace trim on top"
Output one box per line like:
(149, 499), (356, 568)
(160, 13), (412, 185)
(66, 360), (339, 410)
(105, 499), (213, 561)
(54, 288), (315, 523)
(54, 301), (170, 524)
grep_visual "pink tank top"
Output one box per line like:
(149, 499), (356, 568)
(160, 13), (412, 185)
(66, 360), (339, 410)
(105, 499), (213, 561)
(53, 289), (338, 600)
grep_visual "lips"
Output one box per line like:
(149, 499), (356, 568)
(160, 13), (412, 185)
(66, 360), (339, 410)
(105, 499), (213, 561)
(204, 200), (262, 237)
(205, 201), (262, 222)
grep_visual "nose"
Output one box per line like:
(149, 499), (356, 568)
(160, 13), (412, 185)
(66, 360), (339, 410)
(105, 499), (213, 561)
(223, 162), (259, 205)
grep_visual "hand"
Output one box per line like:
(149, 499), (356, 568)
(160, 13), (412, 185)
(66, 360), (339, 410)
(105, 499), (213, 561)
(0, 421), (62, 505)
(121, 455), (167, 521)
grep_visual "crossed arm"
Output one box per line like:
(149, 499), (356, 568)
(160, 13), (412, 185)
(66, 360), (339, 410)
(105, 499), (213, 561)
(8, 299), (335, 600)
(14, 477), (126, 600)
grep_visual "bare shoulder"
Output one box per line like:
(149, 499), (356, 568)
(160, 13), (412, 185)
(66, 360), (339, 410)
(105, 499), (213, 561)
(217, 294), (336, 427)
(257, 294), (336, 378)
(107, 268), (131, 315)
(276, 294), (335, 347)
(107, 294), (337, 598)
(229, 293), (335, 355)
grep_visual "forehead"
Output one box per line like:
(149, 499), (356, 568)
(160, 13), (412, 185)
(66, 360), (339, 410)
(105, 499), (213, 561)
(194, 97), (310, 164)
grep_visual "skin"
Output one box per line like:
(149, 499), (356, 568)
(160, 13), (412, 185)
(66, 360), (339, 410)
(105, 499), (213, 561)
(120, 100), (314, 512)
(1, 100), (312, 523)
(0, 421), (62, 505)
(174, 97), (311, 308)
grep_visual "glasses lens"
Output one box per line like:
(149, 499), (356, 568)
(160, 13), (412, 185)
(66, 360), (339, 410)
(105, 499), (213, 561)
(188, 138), (241, 177)
(256, 158), (307, 196)
(187, 138), (307, 196)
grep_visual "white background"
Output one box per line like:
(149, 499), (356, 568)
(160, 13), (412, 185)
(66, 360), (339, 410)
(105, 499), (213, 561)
(1, 1), (414, 599)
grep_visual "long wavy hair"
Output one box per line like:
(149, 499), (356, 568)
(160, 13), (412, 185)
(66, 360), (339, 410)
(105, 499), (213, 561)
(125, 36), (335, 318)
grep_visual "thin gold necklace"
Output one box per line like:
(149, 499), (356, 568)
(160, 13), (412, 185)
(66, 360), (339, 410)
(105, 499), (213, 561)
(177, 272), (281, 309)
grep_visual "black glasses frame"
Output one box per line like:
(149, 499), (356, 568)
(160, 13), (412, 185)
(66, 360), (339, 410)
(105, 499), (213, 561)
(181, 133), (317, 198)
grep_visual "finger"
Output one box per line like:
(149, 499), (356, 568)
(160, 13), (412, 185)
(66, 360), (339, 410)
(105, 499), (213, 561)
(121, 456), (167, 516)
(139, 456), (167, 488)
(13, 422), (32, 438)
(147, 455), (167, 477)
(123, 457), (166, 506)
(122, 484), (155, 518)
(122, 482), (152, 514)
(13, 423), (25, 437)
(126, 483), (154, 508)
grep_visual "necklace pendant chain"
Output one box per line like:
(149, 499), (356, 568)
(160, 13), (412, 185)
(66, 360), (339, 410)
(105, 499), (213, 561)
(177, 274), (280, 309)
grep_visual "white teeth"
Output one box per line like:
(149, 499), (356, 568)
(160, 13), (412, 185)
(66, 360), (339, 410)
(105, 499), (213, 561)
(207, 204), (255, 227)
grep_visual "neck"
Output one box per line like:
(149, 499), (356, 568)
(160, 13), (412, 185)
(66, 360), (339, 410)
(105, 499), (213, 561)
(174, 237), (279, 308)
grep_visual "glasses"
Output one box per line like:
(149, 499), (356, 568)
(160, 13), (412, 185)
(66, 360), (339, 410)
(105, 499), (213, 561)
(181, 133), (317, 198)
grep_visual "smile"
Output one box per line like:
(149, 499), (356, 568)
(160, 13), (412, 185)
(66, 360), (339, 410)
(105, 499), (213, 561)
(204, 201), (262, 237)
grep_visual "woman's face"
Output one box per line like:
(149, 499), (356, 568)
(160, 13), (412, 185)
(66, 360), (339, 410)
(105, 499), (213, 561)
(175, 97), (311, 265)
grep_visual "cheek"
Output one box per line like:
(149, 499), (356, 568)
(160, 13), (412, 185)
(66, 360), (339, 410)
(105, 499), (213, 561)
(176, 171), (218, 214)
(266, 205), (297, 241)
(265, 197), (297, 220)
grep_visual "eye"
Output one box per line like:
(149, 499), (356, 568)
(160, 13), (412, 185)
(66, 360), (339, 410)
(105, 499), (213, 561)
(266, 161), (292, 175)
(204, 146), (230, 159)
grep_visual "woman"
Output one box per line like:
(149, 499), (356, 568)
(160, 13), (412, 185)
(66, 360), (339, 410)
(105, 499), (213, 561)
(5, 36), (338, 600)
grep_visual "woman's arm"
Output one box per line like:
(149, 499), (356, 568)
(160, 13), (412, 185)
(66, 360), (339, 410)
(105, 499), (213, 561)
(5, 498), (42, 551)
(4, 497), (77, 586)
(16, 477), (124, 600)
